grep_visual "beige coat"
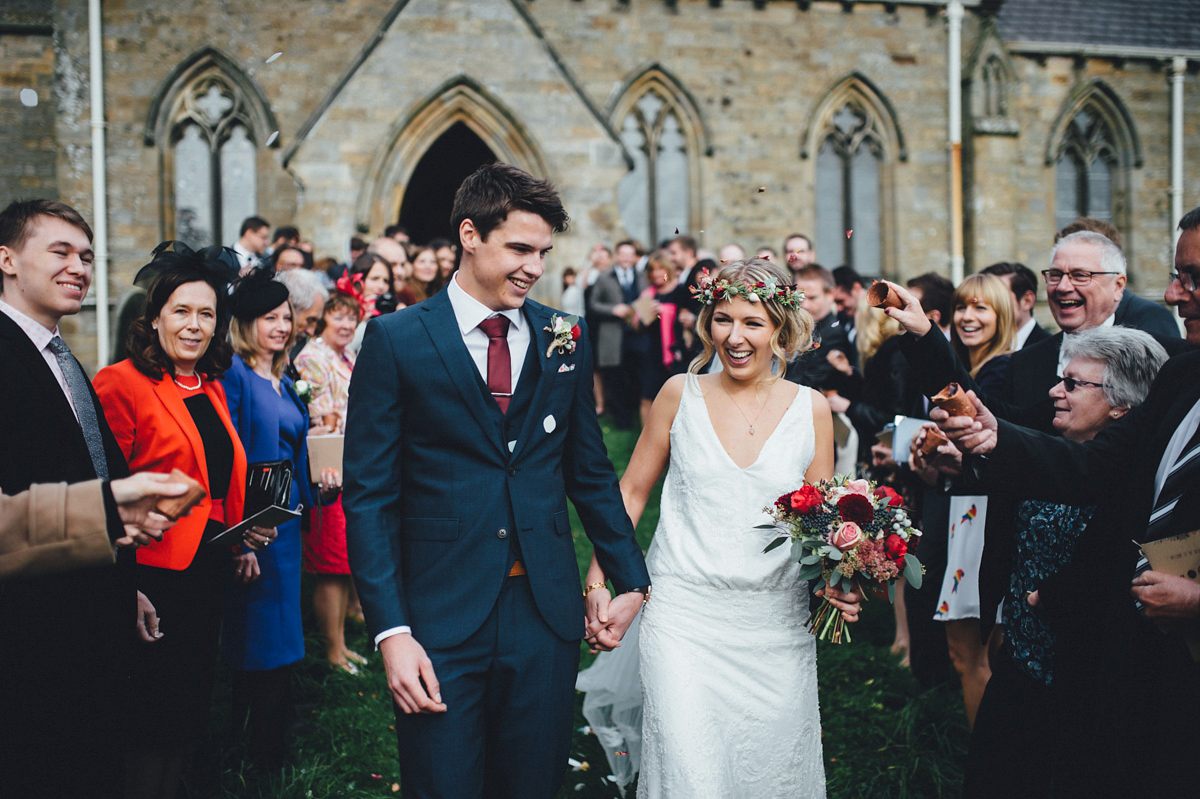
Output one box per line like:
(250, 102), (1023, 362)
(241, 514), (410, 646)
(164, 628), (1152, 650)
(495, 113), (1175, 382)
(0, 480), (115, 580)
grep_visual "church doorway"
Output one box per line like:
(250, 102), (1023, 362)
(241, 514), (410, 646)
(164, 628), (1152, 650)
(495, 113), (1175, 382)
(398, 121), (496, 245)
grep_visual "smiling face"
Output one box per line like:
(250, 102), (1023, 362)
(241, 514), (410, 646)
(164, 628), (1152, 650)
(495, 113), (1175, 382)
(321, 306), (358, 351)
(1167, 227), (1200, 348)
(456, 209), (553, 311)
(709, 296), (778, 381)
(255, 301), (293, 354)
(796, 278), (833, 322)
(1047, 240), (1125, 333)
(0, 215), (94, 330)
(1049, 355), (1122, 442)
(412, 249), (439, 283)
(436, 246), (456, 278)
(953, 295), (999, 359)
(155, 280), (217, 375)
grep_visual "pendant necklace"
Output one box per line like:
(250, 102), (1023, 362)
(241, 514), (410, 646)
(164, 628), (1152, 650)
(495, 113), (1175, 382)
(173, 373), (202, 391)
(721, 382), (770, 435)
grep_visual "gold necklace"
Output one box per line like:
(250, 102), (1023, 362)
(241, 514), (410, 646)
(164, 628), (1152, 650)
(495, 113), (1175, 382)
(721, 381), (770, 435)
(173, 373), (202, 390)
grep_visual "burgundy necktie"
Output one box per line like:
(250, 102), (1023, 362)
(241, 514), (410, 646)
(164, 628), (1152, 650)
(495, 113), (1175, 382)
(478, 315), (512, 413)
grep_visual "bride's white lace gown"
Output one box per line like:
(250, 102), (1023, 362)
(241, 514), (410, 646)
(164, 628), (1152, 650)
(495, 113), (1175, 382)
(638, 374), (826, 798)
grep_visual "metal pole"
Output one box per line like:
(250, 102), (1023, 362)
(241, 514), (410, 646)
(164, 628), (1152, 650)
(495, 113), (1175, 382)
(89, 0), (110, 367)
(947, 1), (965, 285)
(1171, 57), (1187, 248)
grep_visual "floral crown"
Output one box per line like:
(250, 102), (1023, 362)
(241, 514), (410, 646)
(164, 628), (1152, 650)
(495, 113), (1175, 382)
(688, 268), (804, 310)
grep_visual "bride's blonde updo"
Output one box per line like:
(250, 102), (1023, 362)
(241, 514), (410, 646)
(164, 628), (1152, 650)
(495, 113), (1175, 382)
(689, 258), (814, 380)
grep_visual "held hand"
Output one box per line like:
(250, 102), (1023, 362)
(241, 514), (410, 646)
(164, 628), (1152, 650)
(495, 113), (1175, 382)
(589, 591), (645, 652)
(910, 424), (963, 476)
(583, 586), (613, 653)
(319, 467), (342, 497)
(242, 526), (277, 551)
(115, 524), (161, 549)
(877, 281), (932, 337)
(826, 350), (854, 376)
(233, 552), (260, 584)
(111, 471), (190, 533)
(1131, 571), (1200, 619)
(932, 390), (998, 455)
(379, 633), (447, 714)
(135, 590), (163, 643)
(816, 582), (862, 623)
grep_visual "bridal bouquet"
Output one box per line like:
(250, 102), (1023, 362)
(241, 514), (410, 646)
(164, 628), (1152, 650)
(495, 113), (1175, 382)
(758, 475), (924, 644)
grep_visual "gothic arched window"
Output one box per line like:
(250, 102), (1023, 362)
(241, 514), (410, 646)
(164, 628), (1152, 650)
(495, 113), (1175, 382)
(814, 103), (884, 274)
(1054, 107), (1118, 231)
(168, 74), (260, 250)
(616, 88), (690, 246)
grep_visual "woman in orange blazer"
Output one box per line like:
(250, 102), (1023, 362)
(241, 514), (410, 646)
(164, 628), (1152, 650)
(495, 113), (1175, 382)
(95, 243), (265, 799)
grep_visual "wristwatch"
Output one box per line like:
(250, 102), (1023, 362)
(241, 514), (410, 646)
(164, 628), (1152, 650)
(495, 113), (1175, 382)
(628, 585), (652, 605)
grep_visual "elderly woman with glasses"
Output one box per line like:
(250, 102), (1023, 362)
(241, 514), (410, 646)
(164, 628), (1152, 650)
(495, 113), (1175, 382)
(919, 326), (1169, 798)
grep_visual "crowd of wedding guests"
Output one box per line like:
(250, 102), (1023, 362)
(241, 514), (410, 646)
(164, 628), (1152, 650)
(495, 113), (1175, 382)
(3, 187), (1199, 798)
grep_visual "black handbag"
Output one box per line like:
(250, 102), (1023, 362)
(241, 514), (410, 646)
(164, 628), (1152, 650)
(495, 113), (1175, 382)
(244, 459), (293, 517)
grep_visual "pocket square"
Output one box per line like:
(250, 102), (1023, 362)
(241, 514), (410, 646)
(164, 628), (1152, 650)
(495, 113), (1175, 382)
(557, 363), (575, 373)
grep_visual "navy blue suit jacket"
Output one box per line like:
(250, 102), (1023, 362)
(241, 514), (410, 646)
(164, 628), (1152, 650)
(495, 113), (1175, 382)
(343, 291), (649, 650)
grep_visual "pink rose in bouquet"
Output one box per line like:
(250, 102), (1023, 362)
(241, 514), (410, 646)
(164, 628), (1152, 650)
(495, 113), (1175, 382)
(830, 522), (863, 551)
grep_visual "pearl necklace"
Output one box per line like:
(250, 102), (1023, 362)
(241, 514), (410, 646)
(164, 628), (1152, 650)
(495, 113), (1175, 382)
(173, 373), (202, 391)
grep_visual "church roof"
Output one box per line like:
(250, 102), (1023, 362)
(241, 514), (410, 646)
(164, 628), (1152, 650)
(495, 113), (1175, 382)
(995, 0), (1200, 53)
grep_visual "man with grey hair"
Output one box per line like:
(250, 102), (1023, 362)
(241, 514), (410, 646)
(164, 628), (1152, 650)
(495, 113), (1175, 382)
(277, 268), (329, 363)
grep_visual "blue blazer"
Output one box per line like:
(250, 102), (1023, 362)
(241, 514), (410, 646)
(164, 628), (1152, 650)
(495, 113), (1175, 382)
(343, 291), (650, 649)
(220, 354), (313, 670)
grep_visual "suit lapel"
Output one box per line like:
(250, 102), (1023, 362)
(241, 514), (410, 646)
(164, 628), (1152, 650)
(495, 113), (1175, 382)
(153, 376), (211, 492)
(419, 292), (506, 458)
(510, 302), (558, 462)
(0, 313), (88, 457)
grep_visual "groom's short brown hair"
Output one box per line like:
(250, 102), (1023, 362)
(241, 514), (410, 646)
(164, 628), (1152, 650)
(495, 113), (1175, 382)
(451, 162), (569, 242)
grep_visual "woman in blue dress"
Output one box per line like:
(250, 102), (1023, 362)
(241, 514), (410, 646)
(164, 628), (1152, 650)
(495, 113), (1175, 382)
(222, 267), (329, 768)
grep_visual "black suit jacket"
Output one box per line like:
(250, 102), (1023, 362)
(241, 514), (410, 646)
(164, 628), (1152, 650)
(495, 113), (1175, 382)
(1115, 291), (1182, 340)
(0, 311), (130, 793)
(1020, 319), (1051, 349)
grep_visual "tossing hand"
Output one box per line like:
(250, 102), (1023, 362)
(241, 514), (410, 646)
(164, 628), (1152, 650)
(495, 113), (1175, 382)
(1131, 571), (1200, 619)
(110, 471), (191, 548)
(931, 390), (998, 455)
(876, 281), (932, 337)
(380, 633), (447, 714)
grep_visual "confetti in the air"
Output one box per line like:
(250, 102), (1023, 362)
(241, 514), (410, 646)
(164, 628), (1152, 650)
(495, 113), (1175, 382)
(266, 52), (283, 64)
(265, 130), (279, 146)
(675, 228), (680, 235)
(19, 89), (38, 107)
(757, 186), (766, 193)
(846, 230), (853, 238)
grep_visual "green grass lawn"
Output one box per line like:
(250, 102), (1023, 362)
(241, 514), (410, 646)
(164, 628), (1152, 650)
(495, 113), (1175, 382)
(182, 422), (967, 798)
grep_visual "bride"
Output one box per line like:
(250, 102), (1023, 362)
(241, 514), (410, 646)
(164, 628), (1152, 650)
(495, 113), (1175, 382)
(582, 259), (861, 798)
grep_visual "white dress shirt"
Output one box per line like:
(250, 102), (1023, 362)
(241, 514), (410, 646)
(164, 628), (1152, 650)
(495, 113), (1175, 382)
(1013, 316), (1038, 351)
(375, 273), (531, 647)
(1154, 398), (1200, 504)
(0, 298), (79, 423)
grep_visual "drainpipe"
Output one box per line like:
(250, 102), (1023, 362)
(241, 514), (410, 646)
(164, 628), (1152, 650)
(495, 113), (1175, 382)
(1171, 56), (1186, 247)
(947, 1), (965, 285)
(89, 0), (110, 367)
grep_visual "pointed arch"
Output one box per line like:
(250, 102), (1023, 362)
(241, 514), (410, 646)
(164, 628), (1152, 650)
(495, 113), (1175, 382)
(144, 48), (277, 248)
(1044, 79), (1142, 168)
(359, 76), (550, 236)
(1047, 79), (1141, 241)
(606, 64), (709, 244)
(143, 47), (277, 149)
(802, 73), (904, 277)
(966, 26), (1020, 135)
(800, 72), (906, 163)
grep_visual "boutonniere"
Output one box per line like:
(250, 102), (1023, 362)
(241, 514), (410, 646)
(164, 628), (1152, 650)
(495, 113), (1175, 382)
(545, 314), (582, 357)
(294, 379), (315, 405)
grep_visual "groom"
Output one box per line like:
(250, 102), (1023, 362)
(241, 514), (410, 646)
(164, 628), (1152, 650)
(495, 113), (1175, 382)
(344, 163), (650, 798)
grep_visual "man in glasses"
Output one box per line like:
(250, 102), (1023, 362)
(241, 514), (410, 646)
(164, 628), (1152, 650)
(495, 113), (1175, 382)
(923, 208), (1200, 795)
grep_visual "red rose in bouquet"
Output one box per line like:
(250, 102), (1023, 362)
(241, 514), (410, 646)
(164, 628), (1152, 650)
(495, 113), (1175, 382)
(836, 493), (875, 526)
(884, 533), (908, 562)
(873, 485), (903, 508)
(784, 485), (824, 514)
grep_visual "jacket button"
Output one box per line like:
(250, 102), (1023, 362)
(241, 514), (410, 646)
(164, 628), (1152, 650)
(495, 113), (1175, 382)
(497, 528), (508, 539)
(508, 466), (517, 476)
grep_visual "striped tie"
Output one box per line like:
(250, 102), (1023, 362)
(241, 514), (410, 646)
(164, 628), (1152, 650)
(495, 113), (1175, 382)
(1132, 420), (1200, 606)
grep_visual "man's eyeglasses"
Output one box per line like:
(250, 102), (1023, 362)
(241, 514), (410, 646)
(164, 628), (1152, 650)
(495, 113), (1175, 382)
(1169, 271), (1199, 293)
(1059, 376), (1106, 392)
(1041, 269), (1120, 286)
